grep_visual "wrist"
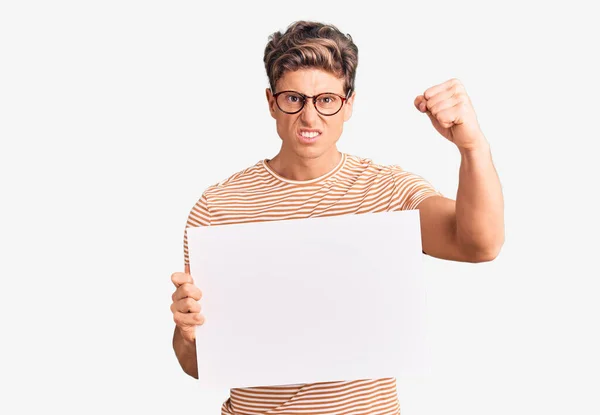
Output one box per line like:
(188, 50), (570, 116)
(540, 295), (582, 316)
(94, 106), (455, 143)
(175, 325), (196, 344)
(458, 136), (490, 158)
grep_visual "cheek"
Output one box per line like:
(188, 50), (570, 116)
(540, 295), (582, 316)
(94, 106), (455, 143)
(284, 117), (303, 133)
(275, 116), (294, 138)
(326, 118), (344, 136)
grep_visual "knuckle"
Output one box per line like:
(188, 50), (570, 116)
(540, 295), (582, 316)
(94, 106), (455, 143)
(177, 284), (187, 298)
(172, 271), (193, 286)
(184, 297), (196, 310)
(171, 272), (185, 285)
(179, 284), (190, 296)
(187, 284), (201, 300)
(176, 286), (189, 300)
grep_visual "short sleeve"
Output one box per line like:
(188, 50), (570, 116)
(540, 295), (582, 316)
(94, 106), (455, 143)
(183, 192), (211, 267)
(388, 166), (442, 211)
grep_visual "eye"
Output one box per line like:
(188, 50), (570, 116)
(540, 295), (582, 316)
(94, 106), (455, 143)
(317, 94), (338, 105)
(284, 93), (302, 103)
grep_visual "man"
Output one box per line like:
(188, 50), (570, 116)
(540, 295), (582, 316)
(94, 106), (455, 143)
(170, 20), (504, 415)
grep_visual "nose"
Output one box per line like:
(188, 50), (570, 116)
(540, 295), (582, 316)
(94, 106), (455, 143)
(299, 98), (319, 124)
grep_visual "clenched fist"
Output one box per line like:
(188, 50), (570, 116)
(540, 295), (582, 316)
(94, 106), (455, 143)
(170, 271), (205, 342)
(414, 78), (486, 151)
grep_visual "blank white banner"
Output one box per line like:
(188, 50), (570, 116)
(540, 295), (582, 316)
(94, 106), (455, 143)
(188, 209), (430, 388)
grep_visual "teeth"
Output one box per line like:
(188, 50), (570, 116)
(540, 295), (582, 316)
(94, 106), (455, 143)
(301, 131), (320, 138)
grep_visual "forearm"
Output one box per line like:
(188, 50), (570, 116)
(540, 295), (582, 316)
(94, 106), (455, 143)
(173, 326), (199, 379)
(455, 137), (504, 260)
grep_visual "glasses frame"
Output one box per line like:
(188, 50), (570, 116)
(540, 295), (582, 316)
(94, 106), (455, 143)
(272, 89), (353, 116)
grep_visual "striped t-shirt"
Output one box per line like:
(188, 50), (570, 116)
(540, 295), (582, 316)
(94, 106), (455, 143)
(183, 152), (441, 415)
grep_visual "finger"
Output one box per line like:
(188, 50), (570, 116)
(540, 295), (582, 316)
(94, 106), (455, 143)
(414, 95), (427, 112)
(172, 283), (203, 302)
(429, 94), (461, 117)
(171, 271), (193, 288)
(425, 89), (454, 113)
(171, 297), (202, 314)
(173, 311), (205, 327)
(424, 78), (459, 100)
(431, 103), (463, 128)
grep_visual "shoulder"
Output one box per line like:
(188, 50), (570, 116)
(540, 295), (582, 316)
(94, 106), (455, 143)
(344, 153), (409, 177)
(186, 160), (267, 225)
(344, 153), (390, 174)
(346, 153), (440, 202)
(202, 160), (269, 199)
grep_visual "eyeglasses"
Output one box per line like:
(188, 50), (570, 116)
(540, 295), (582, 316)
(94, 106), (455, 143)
(272, 89), (352, 116)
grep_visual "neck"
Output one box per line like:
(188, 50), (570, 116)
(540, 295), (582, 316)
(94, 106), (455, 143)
(268, 146), (342, 181)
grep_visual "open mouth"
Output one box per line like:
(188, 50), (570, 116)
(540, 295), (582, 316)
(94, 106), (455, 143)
(297, 129), (322, 144)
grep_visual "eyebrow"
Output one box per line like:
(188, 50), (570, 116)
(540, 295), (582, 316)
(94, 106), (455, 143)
(279, 90), (345, 96)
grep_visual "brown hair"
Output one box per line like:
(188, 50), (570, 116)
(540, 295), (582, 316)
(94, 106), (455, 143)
(263, 20), (359, 95)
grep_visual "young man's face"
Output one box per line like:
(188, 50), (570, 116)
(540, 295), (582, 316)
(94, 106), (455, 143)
(266, 68), (355, 160)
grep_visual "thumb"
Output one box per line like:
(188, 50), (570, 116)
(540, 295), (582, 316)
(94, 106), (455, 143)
(414, 95), (427, 113)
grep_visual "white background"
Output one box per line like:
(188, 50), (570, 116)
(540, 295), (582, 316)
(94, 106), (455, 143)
(1, 1), (598, 414)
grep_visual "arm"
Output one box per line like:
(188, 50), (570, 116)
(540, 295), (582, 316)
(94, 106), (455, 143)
(173, 265), (199, 378)
(173, 193), (210, 377)
(418, 138), (504, 262)
(173, 326), (198, 378)
(414, 78), (504, 262)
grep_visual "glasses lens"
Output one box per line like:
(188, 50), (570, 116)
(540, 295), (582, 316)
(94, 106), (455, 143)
(315, 93), (343, 115)
(276, 92), (304, 113)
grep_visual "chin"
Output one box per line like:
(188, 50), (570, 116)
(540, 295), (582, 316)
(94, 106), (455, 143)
(297, 142), (337, 159)
(293, 146), (322, 159)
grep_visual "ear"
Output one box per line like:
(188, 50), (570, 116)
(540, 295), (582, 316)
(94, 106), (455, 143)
(266, 88), (277, 119)
(343, 90), (356, 122)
